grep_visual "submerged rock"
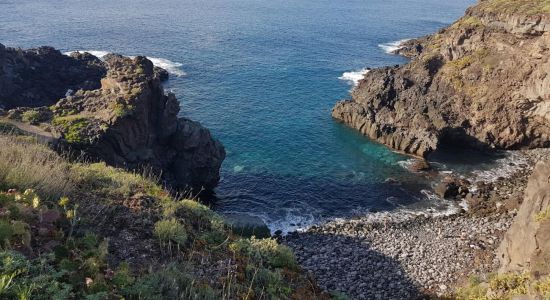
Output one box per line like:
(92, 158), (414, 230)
(332, 2), (550, 157)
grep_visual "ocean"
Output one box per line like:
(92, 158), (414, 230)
(1, 0), (500, 233)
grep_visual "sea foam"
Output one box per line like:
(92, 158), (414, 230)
(378, 39), (410, 54)
(338, 67), (371, 86)
(63, 50), (186, 76)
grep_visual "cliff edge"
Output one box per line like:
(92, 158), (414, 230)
(333, 0), (550, 157)
(0, 45), (225, 192)
(498, 160), (550, 276)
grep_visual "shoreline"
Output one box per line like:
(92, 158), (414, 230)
(283, 148), (549, 298)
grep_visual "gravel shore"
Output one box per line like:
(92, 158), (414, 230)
(283, 149), (550, 299)
(285, 212), (513, 299)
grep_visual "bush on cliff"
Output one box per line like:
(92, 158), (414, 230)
(0, 133), (326, 299)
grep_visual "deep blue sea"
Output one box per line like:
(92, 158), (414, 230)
(1, 0), (495, 232)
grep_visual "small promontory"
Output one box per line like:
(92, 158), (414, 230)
(0, 44), (225, 192)
(333, 0), (550, 157)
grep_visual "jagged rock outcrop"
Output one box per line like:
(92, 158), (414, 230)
(498, 160), (550, 275)
(0, 44), (105, 109)
(0, 44), (225, 192)
(333, 0), (550, 157)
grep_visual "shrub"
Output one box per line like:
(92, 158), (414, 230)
(51, 115), (90, 144)
(113, 103), (135, 118)
(71, 162), (161, 198)
(230, 237), (298, 270)
(489, 273), (529, 295)
(172, 199), (225, 230)
(535, 206), (550, 222)
(0, 135), (74, 200)
(248, 267), (292, 298)
(122, 264), (218, 299)
(21, 110), (41, 125)
(0, 122), (24, 135)
(154, 219), (188, 248)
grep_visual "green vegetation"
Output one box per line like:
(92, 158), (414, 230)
(456, 272), (550, 299)
(113, 103), (136, 117)
(229, 237), (298, 271)
(154, 218), (188, 252)
(0, 122), (24, 135)
(445, 48), (491, 90)
(20, 110), (42, 125)
(452, 16), (483, 29)
(0, 135), (74, 200)
(71, 162), (162, 199)
(51, 115), (91, 144)
(0, 132), (326, 299)
(477, 0), (550, 15)
(535, 206), (550, 222)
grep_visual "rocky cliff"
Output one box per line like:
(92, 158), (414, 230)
(498, 160), (550, 275)
(333, 0), (550, 157)
(0, 44), (225, 192)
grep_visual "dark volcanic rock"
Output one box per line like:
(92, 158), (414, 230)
(1, 44), (224, 193)
(332, 4), (550, 157)
(0, 44), (105, 109)
(52, 54), (225, 192)
(434, 180), (460, 199)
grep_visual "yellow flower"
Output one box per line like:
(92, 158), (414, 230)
(24, 189), (34, 196)
(14, 194), (22, 201)
(58, 197), (70, 207)
(32, 196), (40, 208)
(66, 210), (75, 220)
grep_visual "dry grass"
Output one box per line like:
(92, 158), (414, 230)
(0, 135), (74, 200)
(477, 0), (550, 15)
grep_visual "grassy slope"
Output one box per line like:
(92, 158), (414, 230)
(0, 134), (329, 300)
(477, 0), (550, 15)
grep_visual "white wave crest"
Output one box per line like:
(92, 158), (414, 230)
(63, 50), (186, 76)
(469, 151), (529, 183)
(147, 57), (186, 76)
(378, 39), (410, 54)
(338, 67), (370, 86)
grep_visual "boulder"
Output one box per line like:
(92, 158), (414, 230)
(498, 160), (550, 275)
(409, 159), (431, 172)
(434, 178), (460, 199)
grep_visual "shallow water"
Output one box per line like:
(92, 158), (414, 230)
(1, 0), (480, 232)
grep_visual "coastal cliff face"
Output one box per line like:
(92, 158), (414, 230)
(0, 44), (106, 109)
(0, 44), (225, 192)
(333, 0), (550, 157)
(498, 160), (550, 275)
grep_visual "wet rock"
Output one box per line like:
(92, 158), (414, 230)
(435, 179), (460, 199)
(409, 159), (431, 172)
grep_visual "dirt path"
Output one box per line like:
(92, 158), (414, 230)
(0, 117), (58, 144)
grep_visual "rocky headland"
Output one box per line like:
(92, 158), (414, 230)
(284, 0), (550, 298)
(0, 44), (225, 192)
(332, 0), (550, 157)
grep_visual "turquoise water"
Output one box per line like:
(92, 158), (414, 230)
(1, 0), (476, 232)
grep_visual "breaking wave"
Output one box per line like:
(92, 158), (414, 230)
(64, 50), (186, 76)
